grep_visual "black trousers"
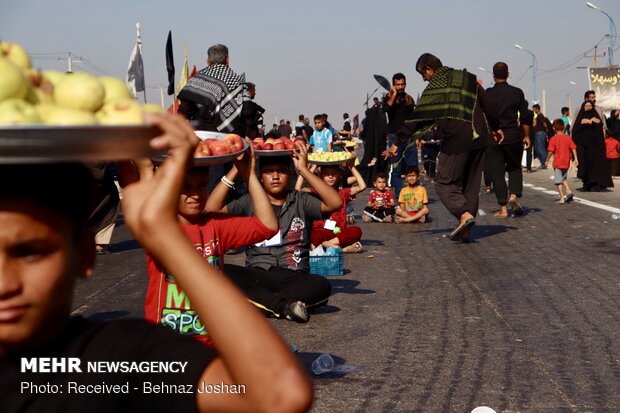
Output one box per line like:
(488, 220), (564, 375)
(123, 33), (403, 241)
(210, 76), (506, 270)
(485, 143), (523, 205)
(435, 148), (485, 220)
(223, 264), (331, 317)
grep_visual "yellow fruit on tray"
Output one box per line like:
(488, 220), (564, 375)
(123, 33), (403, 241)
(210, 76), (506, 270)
(308, 152), (353, 163)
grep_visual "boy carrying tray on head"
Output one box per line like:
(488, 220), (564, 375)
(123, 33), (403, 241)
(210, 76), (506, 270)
(0, 113), (312, 413)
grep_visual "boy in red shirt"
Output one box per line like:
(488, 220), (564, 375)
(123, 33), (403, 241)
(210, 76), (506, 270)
(143, 145), (279, 346)
(605, 135), (620, 177)
(363, 172), (396, 223)
(545, 119), (579, 203)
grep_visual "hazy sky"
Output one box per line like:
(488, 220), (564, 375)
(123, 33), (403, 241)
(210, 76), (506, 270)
(3, 0), (619, 127)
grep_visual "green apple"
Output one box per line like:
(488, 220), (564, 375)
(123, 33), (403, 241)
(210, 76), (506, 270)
(142, 103), (164, 113)
(42, 70), (67, 87)
(99, 75), (132, 104)
(0, 98), (41, 125)
(0, 41), (31, 70)
(96, 98), (143, 125)
(53, 72), (105, 112)
(0, 57), (28, 101)
(40, 105), (97, 125)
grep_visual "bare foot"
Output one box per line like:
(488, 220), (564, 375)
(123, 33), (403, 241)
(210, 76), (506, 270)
(362, 214), (372, 223)
(383, 215), (393, 223)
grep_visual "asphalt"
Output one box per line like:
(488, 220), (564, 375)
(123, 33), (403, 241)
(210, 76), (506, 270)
(72, 165), (620, 413)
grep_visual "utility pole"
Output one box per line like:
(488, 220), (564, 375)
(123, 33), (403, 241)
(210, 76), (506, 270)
(59, 52), (82, 73)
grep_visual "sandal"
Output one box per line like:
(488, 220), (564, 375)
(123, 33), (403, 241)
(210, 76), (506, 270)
(343, 241), (363, 253)
(508, 198), (524, 216)
(449, 218), (475, 241)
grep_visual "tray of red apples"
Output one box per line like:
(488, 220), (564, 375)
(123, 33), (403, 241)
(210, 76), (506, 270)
(153, 131), (248, 166)
(253, 136), (304, 156)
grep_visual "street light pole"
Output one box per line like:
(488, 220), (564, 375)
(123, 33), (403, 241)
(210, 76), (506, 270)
(514, 43), (538, 103)
(586, 2), (617, 66)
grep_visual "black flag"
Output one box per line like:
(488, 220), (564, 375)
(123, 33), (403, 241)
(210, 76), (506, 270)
(165, 31), (175, 95)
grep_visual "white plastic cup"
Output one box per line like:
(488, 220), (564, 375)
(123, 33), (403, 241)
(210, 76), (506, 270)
(311, 354), (335, 375)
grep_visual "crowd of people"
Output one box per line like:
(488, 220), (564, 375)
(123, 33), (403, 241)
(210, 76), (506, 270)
(3, 42), (620, 412)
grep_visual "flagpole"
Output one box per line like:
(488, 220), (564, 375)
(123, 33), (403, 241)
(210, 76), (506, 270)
(136, 23), (147, 104)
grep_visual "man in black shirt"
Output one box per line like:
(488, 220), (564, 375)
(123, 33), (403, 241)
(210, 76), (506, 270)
(485, 62), (532, 217)
(0, 113), (312, 413)
(383, 73), (416, 199)
(387, 53), (502, 241)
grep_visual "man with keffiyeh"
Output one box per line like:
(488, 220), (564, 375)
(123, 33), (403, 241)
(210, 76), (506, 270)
(178, 43), (247, 134)
(386, 53), (503, 241)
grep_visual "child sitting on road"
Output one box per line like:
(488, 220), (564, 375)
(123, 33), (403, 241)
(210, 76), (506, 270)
(545, 119), (578, 204)
(395, 166), (429, 223)
(142, 145), (279, 346)
(363, 172), (396, 222)
(296, 161), (367, 253)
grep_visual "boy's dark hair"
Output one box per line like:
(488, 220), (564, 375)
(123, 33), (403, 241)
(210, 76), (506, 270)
(532, 104), (541, 110)
(392, 72), (406, 83)
(585, 90), (595, 100)
(404, 165), (420, 176)
(258, 156), (291, 171)
(552, 119), (565, 131)
(492, 62), (509, 80)
(561, 107), (569, 115)
(313, 114), (322, 121)
(343, 113), (349, 118)
(1, 163), (94, 236)
(372, 172), (388, 182)
(298, 114), (304, 121)
(415, 53), (443, 74)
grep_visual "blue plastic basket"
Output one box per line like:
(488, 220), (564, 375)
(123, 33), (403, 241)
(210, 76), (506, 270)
(309, 250), (344, 276)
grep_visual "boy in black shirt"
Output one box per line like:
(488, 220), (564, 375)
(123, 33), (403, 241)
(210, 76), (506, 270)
(0, 113), (312, 413)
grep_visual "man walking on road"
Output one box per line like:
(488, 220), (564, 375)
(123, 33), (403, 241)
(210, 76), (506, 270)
(387, 53), (502, 241)
(485, 62), (532, 218)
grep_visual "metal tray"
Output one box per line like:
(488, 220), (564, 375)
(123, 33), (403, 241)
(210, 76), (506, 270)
(0, 125), (163, 163)
(255, 149), (295, 157)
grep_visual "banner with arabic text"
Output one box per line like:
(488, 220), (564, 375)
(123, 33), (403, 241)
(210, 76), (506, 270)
(588, 67), (620, 113)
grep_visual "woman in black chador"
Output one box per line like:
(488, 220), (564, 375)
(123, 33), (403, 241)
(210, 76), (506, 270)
(572, 101), (613, 191)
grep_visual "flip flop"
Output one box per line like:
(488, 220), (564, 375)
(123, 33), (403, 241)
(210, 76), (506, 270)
(509, 199), (524, 216)
(343, 241), (363, 253)
(564, 193), (574, 202)
(449, 218), (475, 241)
(493, 212), (509, 218)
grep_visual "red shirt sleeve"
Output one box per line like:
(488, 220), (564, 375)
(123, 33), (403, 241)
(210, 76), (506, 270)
(209, 212), (278, 251)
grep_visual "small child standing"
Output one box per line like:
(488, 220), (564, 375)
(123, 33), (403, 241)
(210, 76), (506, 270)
(363, 172), (396, 222)
(309, 114), (333, 153)
(395, 166), (429, 223)
(545, 119), (578, 203)
(604, 135), (620, 177)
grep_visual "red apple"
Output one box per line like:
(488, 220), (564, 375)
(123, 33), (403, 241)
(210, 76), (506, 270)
(285, 142), (296, 150)
(203, 138), (218, 151)
(194, 141), (211, 157)
(254, 137), (264, 145)
(263, 143), (273, 150)
(265, 138), (275, 145)
(225, 133), (244, 152)
(273, 142), (286, 150)
(253, 142), (263, 150)
(211, 141), (232, 155)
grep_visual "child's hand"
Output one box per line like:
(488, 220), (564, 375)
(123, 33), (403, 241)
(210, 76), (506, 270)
(122, 113), (198, 241)
(234, 137), (255, 179)
(292, 140), (309, 172)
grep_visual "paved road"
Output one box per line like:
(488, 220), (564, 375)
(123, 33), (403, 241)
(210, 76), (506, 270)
(73, 168), (620, 413)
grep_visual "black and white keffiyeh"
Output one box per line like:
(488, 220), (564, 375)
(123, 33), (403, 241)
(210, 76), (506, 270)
(178, 64), (247, 132)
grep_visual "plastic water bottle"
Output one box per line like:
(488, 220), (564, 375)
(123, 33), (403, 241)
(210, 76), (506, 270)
(612, 214), (620, 220)
(311, 354), (335, 375)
